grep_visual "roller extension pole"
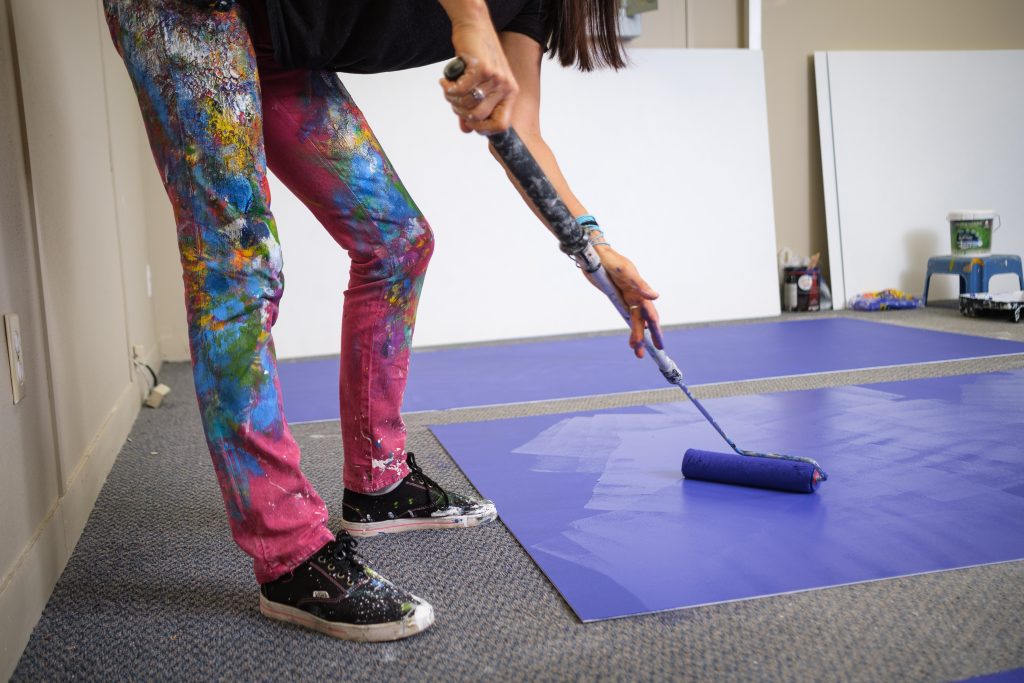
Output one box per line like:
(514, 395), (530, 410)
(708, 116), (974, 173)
(443, 58), (827, 491)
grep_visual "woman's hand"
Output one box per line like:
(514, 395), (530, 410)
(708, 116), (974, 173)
(592, 246), (664, 358)
(437, 2), (518, 134)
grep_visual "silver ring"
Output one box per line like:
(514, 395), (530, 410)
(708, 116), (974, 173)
(629, 305), (640, 311)
(470, 87), (486, 103)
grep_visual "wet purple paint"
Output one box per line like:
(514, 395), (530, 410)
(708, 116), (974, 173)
(431, 371), (1024, 621)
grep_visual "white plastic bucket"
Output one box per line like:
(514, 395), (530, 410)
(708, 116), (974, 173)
(948, 209), (1000, 255)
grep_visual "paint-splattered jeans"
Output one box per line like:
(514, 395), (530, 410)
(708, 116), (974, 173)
(103, 0), (432, 582)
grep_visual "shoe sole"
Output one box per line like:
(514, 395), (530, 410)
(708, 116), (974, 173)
(259, 594), (435, 642)
(339, 504), (499, 538)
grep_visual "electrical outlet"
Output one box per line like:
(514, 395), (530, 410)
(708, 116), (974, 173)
(132, 344), (145, 361)
(4, 314), (25, 404)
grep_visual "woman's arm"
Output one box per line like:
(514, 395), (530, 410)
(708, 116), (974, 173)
(489, 33), (587, 218)
(448, 32), (663, 357)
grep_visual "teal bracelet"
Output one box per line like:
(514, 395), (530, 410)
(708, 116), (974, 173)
(576, 214), (609, 248)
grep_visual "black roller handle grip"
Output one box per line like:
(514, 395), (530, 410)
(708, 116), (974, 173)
(443, 57), (592, 261)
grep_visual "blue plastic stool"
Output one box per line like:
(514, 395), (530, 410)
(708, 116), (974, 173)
(923, 254), (1024, 305)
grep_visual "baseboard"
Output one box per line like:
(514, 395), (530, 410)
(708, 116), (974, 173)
(0, 366), (145, 679)
(0, 499), (68, 681)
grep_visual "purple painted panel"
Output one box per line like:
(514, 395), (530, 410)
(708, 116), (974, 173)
(280, 317), (1024, 422)
(431, 371), (1024, 621)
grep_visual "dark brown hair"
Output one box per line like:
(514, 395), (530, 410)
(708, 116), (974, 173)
(545, 0), (627, 71)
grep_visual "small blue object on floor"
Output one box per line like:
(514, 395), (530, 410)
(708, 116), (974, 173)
(923, 254), (1024, 305)
(431, 371), (1024, 622)
(279, 318), (1024, 422)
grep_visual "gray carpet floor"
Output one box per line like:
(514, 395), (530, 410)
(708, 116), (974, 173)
(12, 308), (1024, 682)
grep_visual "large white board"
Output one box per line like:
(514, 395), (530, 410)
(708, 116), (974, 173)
(271, 49), (779, 357)
(816, 50), (1024, 308)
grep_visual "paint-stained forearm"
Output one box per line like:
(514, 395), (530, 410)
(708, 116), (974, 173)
(494, 32), (591, 228)
(495, 129), (591, 226)
(489, 131), (617, 264)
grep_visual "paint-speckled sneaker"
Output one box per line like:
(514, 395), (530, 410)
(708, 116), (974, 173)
(340, 453), (498, 537)
(259, 531), (434, 642)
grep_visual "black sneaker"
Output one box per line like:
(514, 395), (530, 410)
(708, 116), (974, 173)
(259, 531), (434, 641)
(339, 453), (498, 537)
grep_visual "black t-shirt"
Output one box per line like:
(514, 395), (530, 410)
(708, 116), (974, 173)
(264, 0), (547, 73)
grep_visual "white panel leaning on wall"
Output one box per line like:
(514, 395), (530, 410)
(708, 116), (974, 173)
(259, 49), (781, 358)
(816, 50), (1024, 308)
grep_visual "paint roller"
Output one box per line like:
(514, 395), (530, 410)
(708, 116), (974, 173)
(443, 58), (828, 493)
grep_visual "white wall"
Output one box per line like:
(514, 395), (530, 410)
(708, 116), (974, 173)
(0, 1), (63, 674)
(269, 49), (781, 358)
(0, 0), (162, 676)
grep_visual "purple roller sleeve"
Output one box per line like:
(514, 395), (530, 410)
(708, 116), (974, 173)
(682, 449), (822, 494)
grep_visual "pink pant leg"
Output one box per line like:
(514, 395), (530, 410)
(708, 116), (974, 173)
(252, 41), (434, 493)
